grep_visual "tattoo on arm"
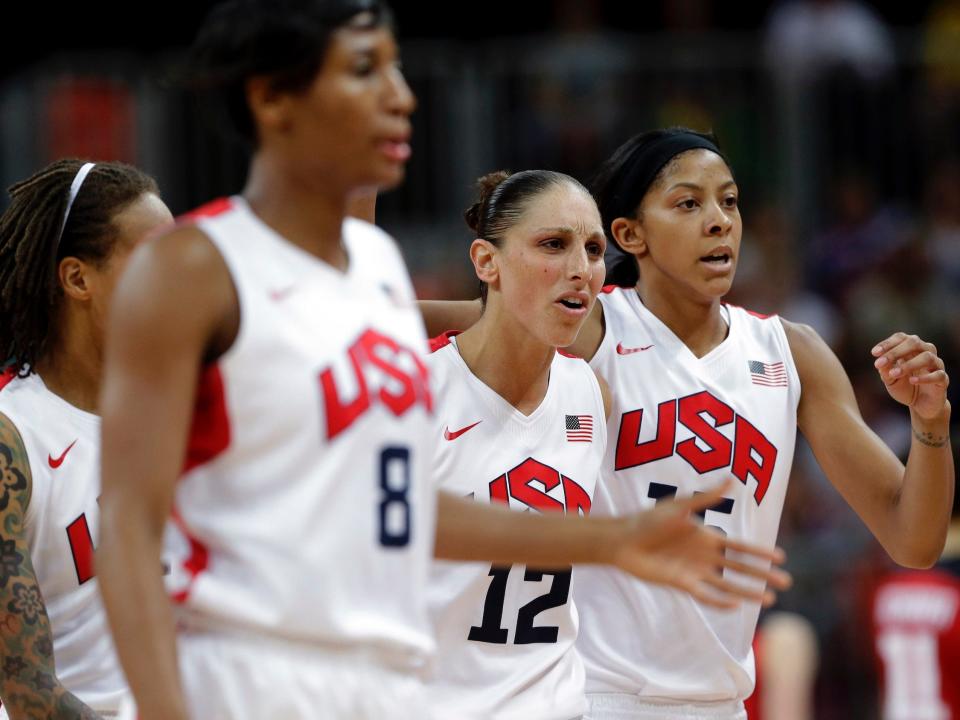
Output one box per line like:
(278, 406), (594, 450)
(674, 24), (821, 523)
(912, 426), (948, 448)
(0, 417), (102, 719)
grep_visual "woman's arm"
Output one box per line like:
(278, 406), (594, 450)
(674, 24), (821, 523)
(0, 414), (100, 719)
(787, 321), (953, 568)
(417, 300), (482, 338)
(756, 612), (818, 720)
(435, 484), (791, 609)
(97, 227), (237, 720)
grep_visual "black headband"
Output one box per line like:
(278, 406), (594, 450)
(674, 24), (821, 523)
(608, 132), (724, 230)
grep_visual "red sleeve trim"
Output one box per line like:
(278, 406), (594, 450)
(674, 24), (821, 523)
(182, 364), (231, 474)
(0, 367), (16, 392)
(177, 197), (234, 225)
(168, 505), (210, 605)
(723, 302), (776, 320)
(429, 330), (462, 353)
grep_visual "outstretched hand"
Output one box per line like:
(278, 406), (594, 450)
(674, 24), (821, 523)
(609, 482), (791, 609)
(872, 332), (950, 420)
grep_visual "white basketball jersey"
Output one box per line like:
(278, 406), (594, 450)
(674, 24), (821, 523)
(575, 287), (800, 703)
(426, 335), (606, 720)
(164, 197), (436, 668)
(0, 372), (127, 713)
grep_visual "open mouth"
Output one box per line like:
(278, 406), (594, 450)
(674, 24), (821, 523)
(700, 252), (731, 264)
(558, 297), (585, 310)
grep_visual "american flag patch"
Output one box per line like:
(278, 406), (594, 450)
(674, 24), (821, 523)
(565, 415), (593, 442)
(748, 360), (788, 387)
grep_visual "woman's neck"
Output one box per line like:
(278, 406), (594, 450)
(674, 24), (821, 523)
(243, 154), (352, 270)
(454, 311), (556, 416)
(32, 322), (101, 414)
(636, 281), (728, 359)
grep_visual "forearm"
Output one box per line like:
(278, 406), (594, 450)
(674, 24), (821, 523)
(0, 418), (100, 718)
(434, 492), (623, 567)
(98, 506), (187, 720)
(0, 591), (100, 719)
(892, 403), (954, 567)
(1, 681), (101, 720)
(417, 300), (482, 338)
(1, 614), (102, 719)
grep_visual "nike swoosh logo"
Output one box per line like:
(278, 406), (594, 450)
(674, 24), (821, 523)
(444, 421), (482, 441)
(616, 342), (654, 355)
(48, 440), (77, 469)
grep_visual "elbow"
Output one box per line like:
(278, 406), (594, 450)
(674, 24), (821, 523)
(889, 538), (946, 570)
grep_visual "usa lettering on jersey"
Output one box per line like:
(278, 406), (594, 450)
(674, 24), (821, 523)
(489, 457), (591, 516)
(574, 289), (800, 703)
(319, 328), (432, 440)
(426, 340), (604, 719)
(615, 390), (778, 504)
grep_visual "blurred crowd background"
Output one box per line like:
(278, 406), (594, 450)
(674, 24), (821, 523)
(2, 0), (959, 716)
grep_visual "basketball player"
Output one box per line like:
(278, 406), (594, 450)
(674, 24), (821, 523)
(871, 472), (960, 720)
(572, 128), (952, 720)
(95, 6), (789, 719)
(427, 169), (612, 719)
(420, 127), (953, 720)
(0, 160), (172, 718)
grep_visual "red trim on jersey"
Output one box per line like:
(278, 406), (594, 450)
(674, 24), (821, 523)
(744, 630), (763, 720)
(723, 302), (777, 320)
(0, 367), (16, 392)
(557, 349), (579, 358)
(66, 513), (96, 585)
(177, 197), (234, 224)
(600, 284), (623, 294)
(428, 330), (462, 353)
(183, 364), (231, 474)
(169, 506), (209, 605)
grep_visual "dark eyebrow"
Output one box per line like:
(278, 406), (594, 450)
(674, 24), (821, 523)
(665, 180), (738, 193)
(534, 227), (606, 243)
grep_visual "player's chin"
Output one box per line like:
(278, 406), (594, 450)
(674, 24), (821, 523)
(701, 275), (735, 299)
(373, 158), (408, 191)
(546, 317), (588, 348)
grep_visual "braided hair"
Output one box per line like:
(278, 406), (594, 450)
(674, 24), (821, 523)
(0, 159), (159, 375)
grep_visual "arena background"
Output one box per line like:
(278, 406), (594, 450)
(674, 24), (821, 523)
(2, 1), (958, 716)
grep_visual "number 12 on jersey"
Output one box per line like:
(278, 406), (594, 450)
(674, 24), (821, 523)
(469, 564), (572, 645)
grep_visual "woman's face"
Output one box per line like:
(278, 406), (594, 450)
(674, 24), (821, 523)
(275, 19), (416, 194)
(634, 149), (741, 302)
(485, 182), (606, 348)
(88, 192), (173, 341)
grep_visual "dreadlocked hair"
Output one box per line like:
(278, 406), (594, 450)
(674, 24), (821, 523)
(0, 159), (159, 376)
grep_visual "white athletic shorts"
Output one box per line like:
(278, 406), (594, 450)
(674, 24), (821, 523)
(117, 629), (430, 720)
(585, 694), (746, 720)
